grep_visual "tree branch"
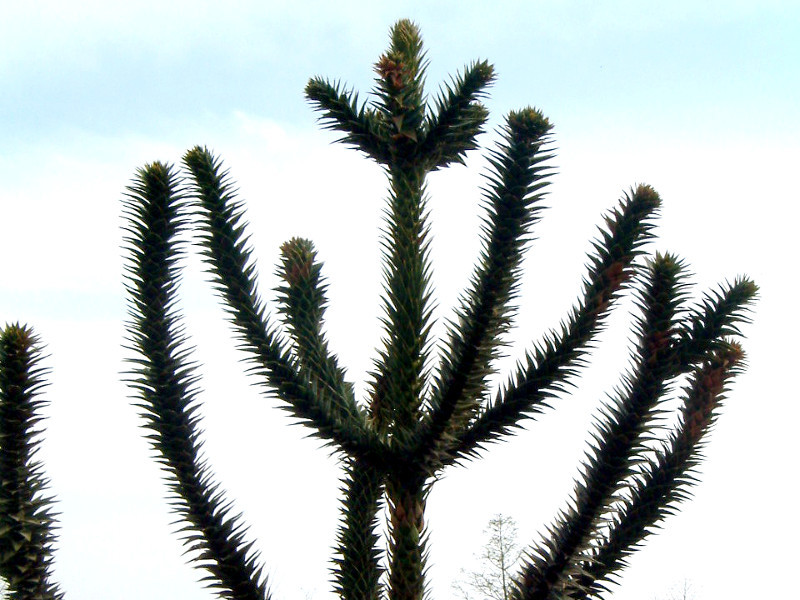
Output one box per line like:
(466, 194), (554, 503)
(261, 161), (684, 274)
(575, 342), (745, 597)
(123, 161), (269, 600)
(332, 456), (386, 600)
(418, 60), (495, 171)
(449, 184), (662, 464)
(305, 78), (390, 164)
(184, 147), (389, 464)
(0, 325), (62, 600)
(416, 108), (553, 471)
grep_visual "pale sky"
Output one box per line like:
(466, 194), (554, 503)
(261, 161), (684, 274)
(1, 2), (798, 599)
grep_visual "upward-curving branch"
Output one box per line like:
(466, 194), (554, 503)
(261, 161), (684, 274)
(122, 162), (270, 600)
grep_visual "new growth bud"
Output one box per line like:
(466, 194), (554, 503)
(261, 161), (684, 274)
(507, 107), (552, 144)
(280, 238), (317, 287)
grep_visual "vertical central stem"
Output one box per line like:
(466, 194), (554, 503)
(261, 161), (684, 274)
(370, 164), (431, 441)
(386, 475), (427, 600)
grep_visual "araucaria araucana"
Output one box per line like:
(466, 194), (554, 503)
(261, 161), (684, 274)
(0, 19), (756, 600)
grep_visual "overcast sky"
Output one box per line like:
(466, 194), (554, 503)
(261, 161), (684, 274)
(1, 2), (798, 599)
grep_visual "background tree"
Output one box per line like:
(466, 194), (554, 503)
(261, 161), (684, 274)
(0, 19), (756, 600)
(453, 514), (522, 600)
(655, 580), (694, 600)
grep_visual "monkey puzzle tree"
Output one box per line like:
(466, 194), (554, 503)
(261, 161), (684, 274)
(0, 19), (756, 600)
